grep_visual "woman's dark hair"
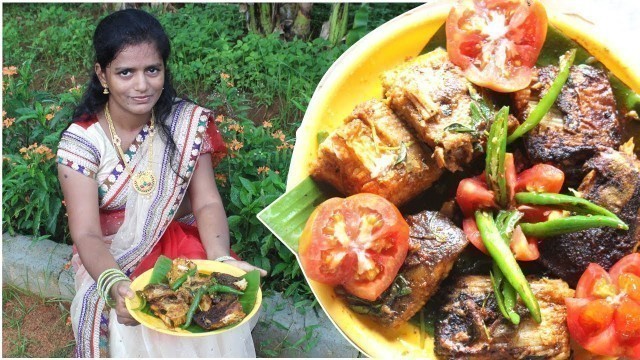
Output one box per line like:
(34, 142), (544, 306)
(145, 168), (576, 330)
(73, 8), (181, 171)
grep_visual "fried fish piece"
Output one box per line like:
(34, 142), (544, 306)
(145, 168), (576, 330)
(538, 147), (640, 286)
(193, 293), (246, 330)
(381, 48), (486, 172)
(336, 210), (468, 327)
(311, 99), (442, 206)
(513, 64), (622, 185)
(141, 284), (191, 329)
(434, 276), (574, 360)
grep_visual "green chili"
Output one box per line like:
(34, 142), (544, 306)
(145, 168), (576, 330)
(507, 49), (577, 144)
(182, 286), (206, 329)
(486, 106), (510, 207)
(207, 284), (245, 296)
(490, 263), (520, 325)
(475, 210), (541, 323)
(495, 210), (524, 241)
(170, 268), (197, 291)
(514, 192), (623, 221)
(520, 215), (628, 237)
(492, 211), (523, 325)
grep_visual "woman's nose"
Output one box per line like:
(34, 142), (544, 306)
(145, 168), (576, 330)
(133, 73), (149, 92)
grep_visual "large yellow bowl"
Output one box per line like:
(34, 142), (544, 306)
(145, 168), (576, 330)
(124, 260), (262, 337)
(286, 1), (639, 358)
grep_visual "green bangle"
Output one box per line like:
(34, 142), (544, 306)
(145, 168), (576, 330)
(97, 268), (128, 307)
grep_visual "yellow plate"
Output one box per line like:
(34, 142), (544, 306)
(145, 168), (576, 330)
(286, 1), (639, 358)
(124, 260), (262, 337)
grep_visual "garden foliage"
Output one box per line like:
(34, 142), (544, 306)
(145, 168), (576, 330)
(2, 3), (417, 301)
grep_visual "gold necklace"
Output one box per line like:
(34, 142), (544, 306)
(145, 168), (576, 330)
(104, 104), (157, 195)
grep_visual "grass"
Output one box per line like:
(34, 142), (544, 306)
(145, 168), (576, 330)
(2, 285), (75, 357)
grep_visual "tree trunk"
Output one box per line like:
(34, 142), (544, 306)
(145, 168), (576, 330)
(325, 4), (349, 47)
(291, 3), (313, 40)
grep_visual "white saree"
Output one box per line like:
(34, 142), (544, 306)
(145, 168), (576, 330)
(57, 100), (257, 357)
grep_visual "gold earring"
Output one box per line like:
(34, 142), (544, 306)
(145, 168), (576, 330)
(102, 84), (109, 95)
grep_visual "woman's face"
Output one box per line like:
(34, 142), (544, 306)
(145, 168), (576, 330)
(96, 42), (164, 119)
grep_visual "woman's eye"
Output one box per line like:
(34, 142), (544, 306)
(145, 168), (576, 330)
(147, 67), (160, 75)
(119, 70), (131, 76)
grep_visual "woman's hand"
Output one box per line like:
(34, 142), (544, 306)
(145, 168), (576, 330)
(110, 280), (139, 326)
(224, 260), (267, 277)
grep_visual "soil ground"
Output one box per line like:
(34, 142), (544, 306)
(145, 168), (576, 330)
(2, 286), (75, 358)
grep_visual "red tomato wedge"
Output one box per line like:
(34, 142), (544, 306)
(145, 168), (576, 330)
(509, 225), (539, 261)
(456, 177), (497, 217)
(298, 193), (410, 301)
(462, 217), (488, 254)
(515, 163), (565, 193)
(567, 254), (640, 358)
(609, 253), (640, 285)
(446, 0), (548, 92)
(505, 153), (517, 202)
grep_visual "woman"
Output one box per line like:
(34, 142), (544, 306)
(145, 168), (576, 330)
(57, 9), (265, 357)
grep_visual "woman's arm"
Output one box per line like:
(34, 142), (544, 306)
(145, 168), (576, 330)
(188, 153), (267, 276)
(58, 164), (137, 325)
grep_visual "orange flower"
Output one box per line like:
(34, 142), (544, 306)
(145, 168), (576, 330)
(215, 114), (224, 123)
(277, 143), (294, 151)
(262, 121), (273, 128)
(271, 130), (286, 142)
(214, 173), (227, 186)
(229, 139), (244, 151)
(3, 117), (15, 128)
(45, 113), (54, 121)
(257, 166), (270, 174)
(20, 143), (55, 162)
(220, 73), (230, 80)
(228, 123), (244, 133)
(3, 66), (17, 76)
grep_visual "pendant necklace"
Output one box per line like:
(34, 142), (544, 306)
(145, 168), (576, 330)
(105, 104), (157, 195)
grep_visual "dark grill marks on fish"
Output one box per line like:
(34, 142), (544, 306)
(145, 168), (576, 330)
(512, 64), (621, 185)
(335, 210), (468, 327)
(434, 276), (574, 360)
(538, 148), (640, 286)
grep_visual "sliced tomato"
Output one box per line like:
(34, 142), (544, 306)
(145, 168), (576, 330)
(575, 263), (615, 299)
(298, 193), (410, 301)
(567, 297), (621, 357)
(462, 217), (488, 254)
(609, 253), (640, 285)
(618, 273), (640, 302)
(614, 297), (640, 345)
(567, 254), (640, 358)
(578, 299), (616, 337)
(446, 0), (548, 92)
(456, 177), (497, 217)
(515, 163), (565, 194)
(509, 225), (539, 261)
